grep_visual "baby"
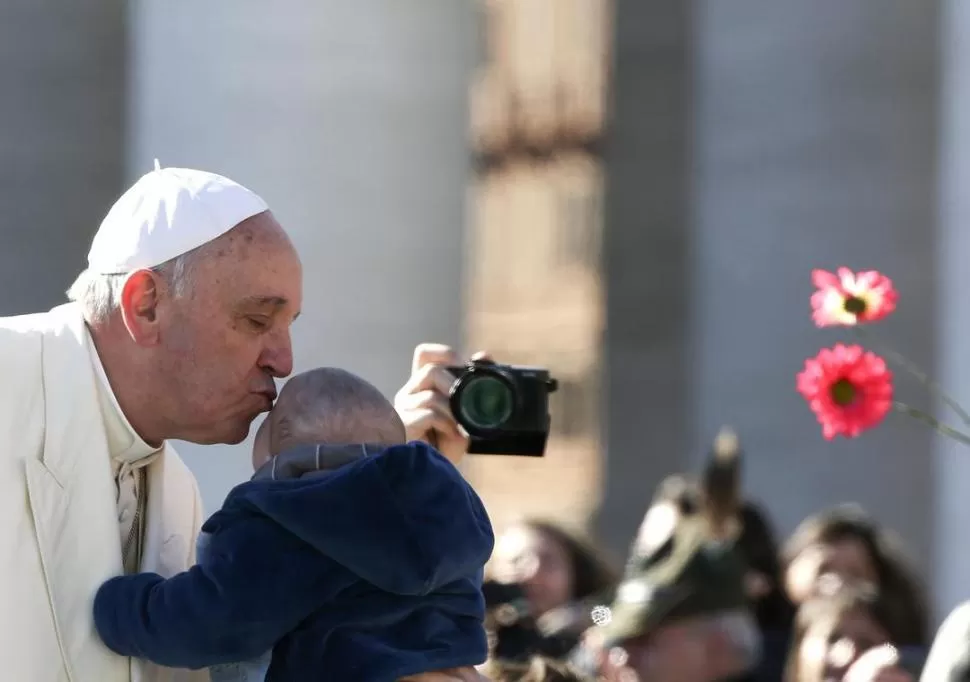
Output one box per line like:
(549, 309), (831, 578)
(94, 368), (494, 681)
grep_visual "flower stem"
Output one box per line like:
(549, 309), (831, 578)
(894, 402), (970, 446)
(853, 326), (970, 427)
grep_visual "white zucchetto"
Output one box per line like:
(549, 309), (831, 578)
(86, 161), (269, 275)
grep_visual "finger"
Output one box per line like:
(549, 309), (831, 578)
(470, 350), (493, 362)
(398, 388), (451, 410)
(404, 408), (461, 440)
(412, 343), (460, 375)
(397, 364), (456, 399)
(866, 644), (900, 667)
(398, 389), (458, 427)
(871, 672), (910, 682)
(882, 672), (914, 682)
(848, 645), (900, 680)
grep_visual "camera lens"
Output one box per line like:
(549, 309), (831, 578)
(458, 374), (514, 430)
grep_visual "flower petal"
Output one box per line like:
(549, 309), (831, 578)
(796, 344), (893, 440)
(809, 267), (898, 326)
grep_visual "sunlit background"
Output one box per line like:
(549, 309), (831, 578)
(4, 0), (970, 625)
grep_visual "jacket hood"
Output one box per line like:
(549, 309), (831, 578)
(213, 441), (494, 596)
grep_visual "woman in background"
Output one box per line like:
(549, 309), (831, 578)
(487, 519), (617, 663)
(781, 505), (929, 650)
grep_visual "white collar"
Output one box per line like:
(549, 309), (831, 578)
(85, 327), (160, 466)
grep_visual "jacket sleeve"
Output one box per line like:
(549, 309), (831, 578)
(92, 515), (347, 669)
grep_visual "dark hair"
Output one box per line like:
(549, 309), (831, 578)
(521, 520), (618, 603)
(780, 504), (928, 646)
(737, 502), (796, 631)
(485, 656), (592, 682)
(783, 587), (898, 682)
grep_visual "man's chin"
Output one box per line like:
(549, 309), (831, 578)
(178, 411), (263, 445)
(221, 429), (251, 445)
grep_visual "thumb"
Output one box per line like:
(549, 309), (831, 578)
(865, 644), (901, 667)
(846, 644), (900, 681)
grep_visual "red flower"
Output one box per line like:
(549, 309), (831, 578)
(811, 268), (898, 327)
(796, 344), (893, 440)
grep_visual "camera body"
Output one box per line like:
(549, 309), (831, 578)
(446, 359), (558, 456)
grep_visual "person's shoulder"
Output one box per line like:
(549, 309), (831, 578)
(0, 304), (79, 335)
(214, 478), (299, 517)
(944, 600), (970, 627)
(920, 600), (970, 681)
(201, 484), (306, 557)
(932, 600), (970, 645)
(375, 441), (461, 481)
(0, 311), (48, 346)
(0, 304), (88, 373)
(0, 307), (76, 390)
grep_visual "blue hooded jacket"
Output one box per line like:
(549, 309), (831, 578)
(93, 442), (494, 681)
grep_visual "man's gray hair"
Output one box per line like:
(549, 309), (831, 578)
(66, 250), (200, 323)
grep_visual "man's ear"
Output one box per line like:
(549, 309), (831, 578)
(119, 270), (163, 346)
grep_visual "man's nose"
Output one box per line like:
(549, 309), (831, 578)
(259, 330), (294, 378)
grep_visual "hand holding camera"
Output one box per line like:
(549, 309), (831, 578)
(394, 343), (558, 463)
(844, 645), (914, 682)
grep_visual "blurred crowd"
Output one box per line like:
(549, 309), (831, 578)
(477, 430), (963, 682)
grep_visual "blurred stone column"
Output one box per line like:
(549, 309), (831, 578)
(691, 0), (939, 580)
(129, 0), (477, 510)
(0, 2), (126, 314)
(935, 0), (970, 622)
(594, 0), (694, 555)
(463, 0), (611, 536)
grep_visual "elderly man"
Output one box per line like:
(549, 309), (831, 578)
(0, 164), (480, 682)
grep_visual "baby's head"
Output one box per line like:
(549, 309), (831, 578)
(252, 367), (406, 470)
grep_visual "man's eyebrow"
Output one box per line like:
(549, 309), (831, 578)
(239, 295), (301, 321)
(240, 295), (288, 307)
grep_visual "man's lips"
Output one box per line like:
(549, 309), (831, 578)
(256, 389), (277, 409)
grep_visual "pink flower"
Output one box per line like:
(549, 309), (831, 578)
(811, 268), (898, 327)
(796, 344), (893, 440)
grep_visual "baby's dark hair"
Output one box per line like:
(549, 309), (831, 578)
(268, 367), (405, 455)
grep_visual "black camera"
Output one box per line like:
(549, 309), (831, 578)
(446, 359), (558, 456)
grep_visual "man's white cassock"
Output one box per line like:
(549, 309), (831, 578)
(0, 302), (206, 682)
